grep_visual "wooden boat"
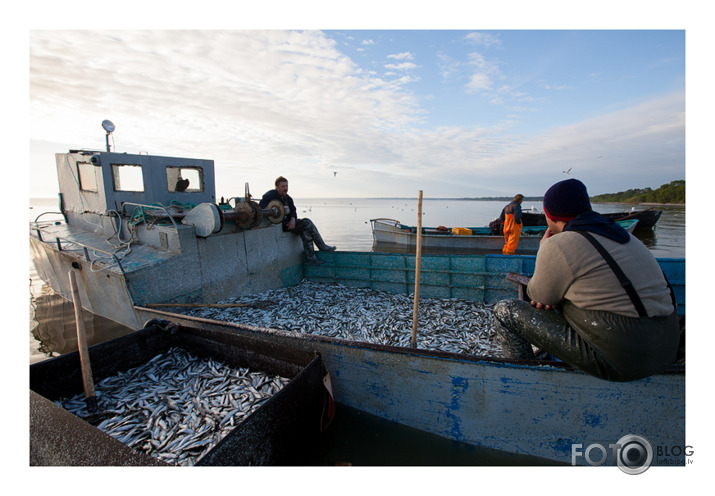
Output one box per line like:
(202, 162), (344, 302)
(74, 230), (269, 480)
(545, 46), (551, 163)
(30, 321), (331, 466)
(135, 250), (685, 466)
(521, 208), (662, 229)
(370, 217), (639, 254)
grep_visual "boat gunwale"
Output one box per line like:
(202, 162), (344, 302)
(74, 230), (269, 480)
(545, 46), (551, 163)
(135, 306), (685, 377)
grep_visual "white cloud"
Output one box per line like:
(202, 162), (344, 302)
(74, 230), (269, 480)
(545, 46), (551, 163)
(544, 83), (572, 91)
(384, 62), (418, 71)
(387, 51), (414, 60)
(464, 32), (501, 49)
(466, 73), (493, 92)
(30, 31), (419, 152)
(28, 30), (684, 200)
(29, 30), (428, 197)
(311, 91), (685, 198)
(462, 91), (686, 195)
(464, 51), (501, 93)
(437, 52), (461, 79)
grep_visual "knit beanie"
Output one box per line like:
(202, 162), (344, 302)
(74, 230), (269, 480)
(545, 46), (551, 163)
(543, 178), (592, 222)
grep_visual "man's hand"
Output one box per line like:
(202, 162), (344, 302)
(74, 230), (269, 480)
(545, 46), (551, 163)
(531, 300), (556, 311)
(287, 218), (296, 230)
(540, 227), (553, 244)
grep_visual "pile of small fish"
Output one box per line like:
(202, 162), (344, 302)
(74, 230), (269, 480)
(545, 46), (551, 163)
(179, 280), (503, 357)
(57, 347), (290, 466)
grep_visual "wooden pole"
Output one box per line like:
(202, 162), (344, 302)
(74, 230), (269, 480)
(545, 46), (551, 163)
(68, 270), (98, 413)
(144, 302), (269, 309)
(411, 190), (423, 348)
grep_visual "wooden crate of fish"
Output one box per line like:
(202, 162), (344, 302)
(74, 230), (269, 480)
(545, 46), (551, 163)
(30, 320), (332, 466)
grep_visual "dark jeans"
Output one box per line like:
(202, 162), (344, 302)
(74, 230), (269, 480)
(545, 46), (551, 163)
(493, 299), (680, 382)
(285, 218), (332, 261)
(287, 218), (324, 246)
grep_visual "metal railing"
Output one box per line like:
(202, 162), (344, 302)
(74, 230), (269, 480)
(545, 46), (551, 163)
(31, 226), (128, 272)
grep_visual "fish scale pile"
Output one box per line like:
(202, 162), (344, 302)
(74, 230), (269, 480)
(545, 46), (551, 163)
(57, 347), (290, 466)
(181, 280), (503, 357)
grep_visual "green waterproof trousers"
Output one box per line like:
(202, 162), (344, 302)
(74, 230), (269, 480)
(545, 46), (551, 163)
(493, 299), (680, 382)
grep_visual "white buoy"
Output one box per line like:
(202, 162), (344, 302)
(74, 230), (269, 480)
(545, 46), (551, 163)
(182, 203), (223, 237)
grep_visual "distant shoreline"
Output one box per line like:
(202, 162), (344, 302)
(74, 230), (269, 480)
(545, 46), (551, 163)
(30, 196), (685, 206)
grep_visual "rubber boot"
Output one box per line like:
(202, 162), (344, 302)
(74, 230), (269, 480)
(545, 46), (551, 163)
(303, 239), (325, 264)
(312, 227), (336, 251)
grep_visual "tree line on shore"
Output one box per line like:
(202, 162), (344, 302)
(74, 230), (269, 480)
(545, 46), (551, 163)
(590, 180), (685, 204)
(460, 180), (685, 204)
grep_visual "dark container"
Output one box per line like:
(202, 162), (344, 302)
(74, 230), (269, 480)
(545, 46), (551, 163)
(30, 320), (331, 466)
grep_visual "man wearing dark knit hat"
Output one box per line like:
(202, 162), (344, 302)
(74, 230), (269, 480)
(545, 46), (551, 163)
(493, 178), (680, 381)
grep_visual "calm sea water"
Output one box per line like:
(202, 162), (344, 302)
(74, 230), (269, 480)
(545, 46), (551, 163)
(28, 197), (685, 466)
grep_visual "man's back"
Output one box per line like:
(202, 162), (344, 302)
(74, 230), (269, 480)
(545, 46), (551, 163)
(528, 232), (673, 317)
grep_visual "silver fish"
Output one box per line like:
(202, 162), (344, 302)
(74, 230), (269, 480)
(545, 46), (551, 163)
(178, 280), (503, 358)
(56, 347), (290, 466)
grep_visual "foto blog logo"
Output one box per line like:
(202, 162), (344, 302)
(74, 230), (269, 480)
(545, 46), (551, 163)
(572, 434), (653, 474)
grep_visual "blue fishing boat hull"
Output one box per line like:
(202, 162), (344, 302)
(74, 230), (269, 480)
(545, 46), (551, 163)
(136, 250), (685, 467)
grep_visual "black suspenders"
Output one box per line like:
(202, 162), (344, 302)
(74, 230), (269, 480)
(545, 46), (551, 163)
(575, 231), (649, 317)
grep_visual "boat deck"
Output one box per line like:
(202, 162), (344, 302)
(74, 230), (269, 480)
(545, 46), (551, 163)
(30, 221), (177, 274)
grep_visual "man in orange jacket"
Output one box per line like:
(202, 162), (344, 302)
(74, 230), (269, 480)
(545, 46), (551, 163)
(501, 194), (524, 255)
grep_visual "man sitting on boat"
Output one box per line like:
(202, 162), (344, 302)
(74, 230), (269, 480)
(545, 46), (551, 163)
(493, 179), (680, 381)
(259, 176), (336, 264)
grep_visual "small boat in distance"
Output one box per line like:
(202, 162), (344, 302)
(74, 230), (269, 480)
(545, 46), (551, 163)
(370, 217), (639, 254)
(521, 208), (662, 229)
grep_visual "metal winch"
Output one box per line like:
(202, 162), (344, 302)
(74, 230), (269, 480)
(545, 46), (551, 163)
(224, 198), (286, 229)
(180, 198), (287, 237)
(131, 186), (288, 238)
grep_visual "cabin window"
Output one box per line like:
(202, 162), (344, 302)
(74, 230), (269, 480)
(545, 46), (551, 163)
(166, 166), (203, 193)
(112, 164), (145, 192)
(77, 161), (98, 192)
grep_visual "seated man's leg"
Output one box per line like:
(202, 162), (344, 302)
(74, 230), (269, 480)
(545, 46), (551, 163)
(292, 218), (313, 242)
(493, 299), (616, 379)
(292, 218), (325, 264)
(493, 299), (538, 359)
(294, 218), (335, 251)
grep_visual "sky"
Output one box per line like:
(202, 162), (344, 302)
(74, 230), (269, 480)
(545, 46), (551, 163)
(27, 27), (689, 200)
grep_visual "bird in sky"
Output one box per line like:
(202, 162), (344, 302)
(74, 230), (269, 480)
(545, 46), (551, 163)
(563, 167), (572, 175)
